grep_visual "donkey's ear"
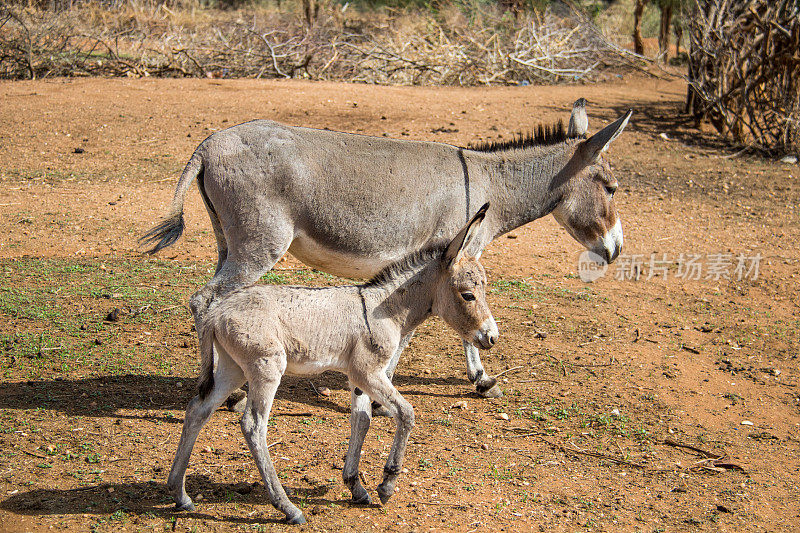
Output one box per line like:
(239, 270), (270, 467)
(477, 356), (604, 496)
(580, 109), (633, 163)
(567, 98), (589, 137)
(444, 202), (489, 266)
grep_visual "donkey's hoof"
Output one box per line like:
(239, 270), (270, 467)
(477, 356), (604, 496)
(226, 390), (248, 413)
(376, 484), (394, 505)
(478, 384), (503, 398)
(286, 512), (306, 525)
(174, 501), (195, 512)
(352, 491), (372, 505)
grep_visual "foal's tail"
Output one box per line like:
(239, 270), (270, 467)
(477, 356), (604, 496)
(197, 321), (215, 400)
(138, 151), (204, 255)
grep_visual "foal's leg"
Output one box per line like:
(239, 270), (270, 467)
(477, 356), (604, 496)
(168, 347), (245, 512)
(371, 331), (415, 417)
(463, 340), (502, 398)
(240, 358), (304, 524)
(343, 387), (373, 504)
(357, 373), (415, 505)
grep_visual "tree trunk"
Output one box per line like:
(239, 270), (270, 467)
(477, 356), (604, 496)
(658, 4), (674, 61)
(633, 0), (648, 55)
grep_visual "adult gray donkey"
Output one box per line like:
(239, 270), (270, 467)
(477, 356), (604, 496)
(141, 98), (631, 399)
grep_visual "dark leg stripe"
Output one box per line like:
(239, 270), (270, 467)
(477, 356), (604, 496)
(383, 465), (402, 476)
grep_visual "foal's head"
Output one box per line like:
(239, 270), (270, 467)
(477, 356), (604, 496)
(433, 203), (499, 350)
(550, 100), (632, 264)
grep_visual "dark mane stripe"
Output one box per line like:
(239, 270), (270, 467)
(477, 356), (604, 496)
(364, 244), (445, 289)
(466, 120), (579, 152)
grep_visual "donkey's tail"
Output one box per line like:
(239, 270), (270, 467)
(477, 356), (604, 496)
(197, 321), (215, 400)
(138, 151), (204, 255)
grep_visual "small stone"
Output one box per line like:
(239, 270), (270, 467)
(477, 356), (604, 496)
(610, 408), (621, 418)
(107, 487), (114, 493)
(176, 381), (183, 388)
(203, 445), (213, 453)
(318, 386), (331, 397)
(741, 420), (754, 426)
(195, 493), (204, 501)
(496, 412), (509, 421)
(451, 401), (468, 410)
(423, 369), (432, 375)
(780, 155), (797, 164)
(659, 132), (670, 141)
(481, 443), (489, 450)
(105, 308), (120, 322)
(402, 467), (409, 474)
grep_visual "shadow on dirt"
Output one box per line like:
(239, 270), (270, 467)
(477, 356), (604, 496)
(0, 372), (472, 420)
(0, 476), (354, 521)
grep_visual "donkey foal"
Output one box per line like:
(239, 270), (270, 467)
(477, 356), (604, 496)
(167, 204), (498, 524)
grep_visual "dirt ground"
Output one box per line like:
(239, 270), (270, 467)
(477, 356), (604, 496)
(0, 75), (798, 532)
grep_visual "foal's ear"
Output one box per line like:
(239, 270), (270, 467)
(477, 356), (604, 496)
(567, 98), (589, 137)
(444, 202), (489, 266)
(580, 109), (633, 163)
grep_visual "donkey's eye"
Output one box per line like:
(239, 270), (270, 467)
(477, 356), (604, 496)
(605, 184), (617, 196)
(460, 292), (476, 302)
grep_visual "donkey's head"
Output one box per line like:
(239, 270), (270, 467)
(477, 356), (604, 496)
(433, 203), (499, 350)
(550, 100), (632, 264)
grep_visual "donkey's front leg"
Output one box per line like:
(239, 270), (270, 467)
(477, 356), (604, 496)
(463, 340), (502, 398)
(371, 331), (415, 417)
(343, 389), (373, 504)
(358, 373), (415, 504)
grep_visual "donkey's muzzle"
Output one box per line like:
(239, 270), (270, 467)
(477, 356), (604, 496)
(473, 318), (499, 350)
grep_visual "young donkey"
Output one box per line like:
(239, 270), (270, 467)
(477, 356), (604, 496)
(167, 204), (497, 525)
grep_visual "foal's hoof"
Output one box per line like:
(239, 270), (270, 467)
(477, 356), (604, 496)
(174, 501), (196, 512)
(286, 512), (306, 525)
(376, 484), (394, 505)
(476, 376), (502, 398)
(226, 390), (248, 413)
(478, 384), (503, 398)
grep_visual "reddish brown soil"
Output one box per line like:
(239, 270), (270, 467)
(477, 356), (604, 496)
(0, 76), (799, 532)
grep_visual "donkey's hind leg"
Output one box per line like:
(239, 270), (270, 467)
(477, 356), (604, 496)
(357, 373), (415, 505)
(240, 355), (304, 524)
(168, 347), (245, 512)
(188, 222), (294, 321)
(343, 388), (373, 504)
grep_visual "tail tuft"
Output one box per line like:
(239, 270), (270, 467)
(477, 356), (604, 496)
(197, 323), (215, 400)
(138, 213), (185, 255)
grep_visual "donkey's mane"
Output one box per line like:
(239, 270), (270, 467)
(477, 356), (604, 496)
(363, 244), (446, 289)
(467, 119), (579, 152)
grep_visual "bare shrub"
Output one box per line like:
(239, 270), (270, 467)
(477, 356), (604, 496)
(685, 0), (800, 155)
(0, 2), (643, 85)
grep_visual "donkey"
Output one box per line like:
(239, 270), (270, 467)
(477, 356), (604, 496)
(167, 204), (497, 524)
(142, 100), (631, 399)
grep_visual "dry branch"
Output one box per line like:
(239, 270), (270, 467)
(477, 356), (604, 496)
(0, 2), (647, 86)
(685, 0), (800, 154)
